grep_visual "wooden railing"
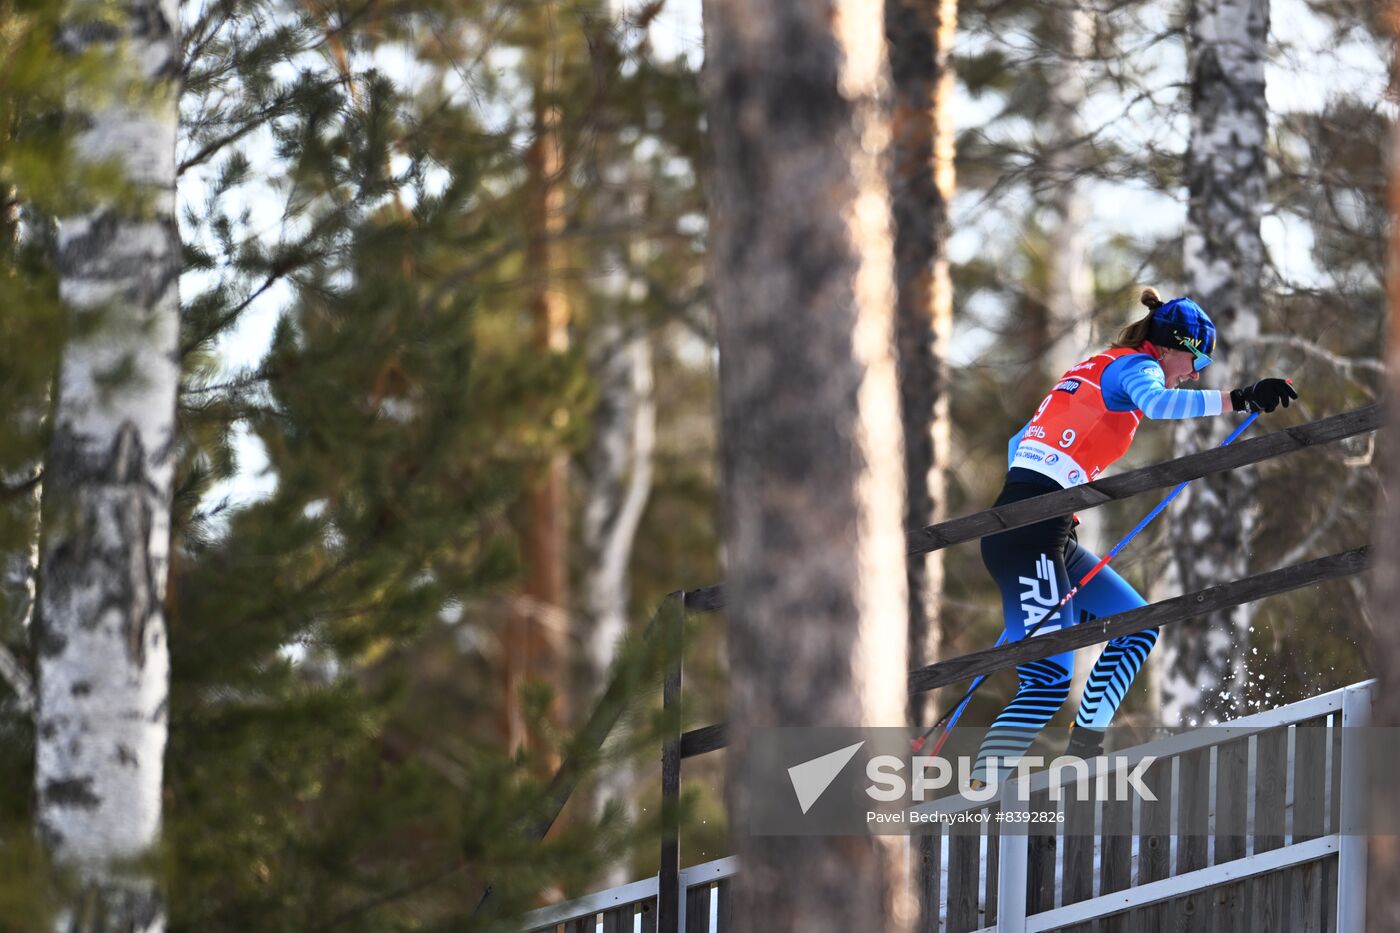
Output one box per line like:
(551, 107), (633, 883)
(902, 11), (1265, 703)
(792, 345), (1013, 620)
(496, 405), (1381, 931)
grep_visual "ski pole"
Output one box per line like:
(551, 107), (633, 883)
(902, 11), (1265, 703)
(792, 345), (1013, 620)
(1043, 411), (1261, 615)
(911, 411), (1262, 756)
(910, 655), (998, 754)
(908, 629), (1009, 752)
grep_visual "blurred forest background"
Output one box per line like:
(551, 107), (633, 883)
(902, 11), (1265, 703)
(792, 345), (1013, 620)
(0, 0), (1389, 928)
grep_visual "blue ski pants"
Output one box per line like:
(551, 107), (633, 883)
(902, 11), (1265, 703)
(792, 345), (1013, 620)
(970, 477), (1154, 782)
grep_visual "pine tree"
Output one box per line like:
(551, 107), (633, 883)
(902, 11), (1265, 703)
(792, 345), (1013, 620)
(164, 0), (703, 925)
(167, 45), (640, 923)
(705, 0), (913, 926)
(886, 0), (956, 728)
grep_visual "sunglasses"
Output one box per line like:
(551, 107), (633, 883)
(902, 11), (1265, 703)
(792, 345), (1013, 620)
(1176, 332), (1213, 372)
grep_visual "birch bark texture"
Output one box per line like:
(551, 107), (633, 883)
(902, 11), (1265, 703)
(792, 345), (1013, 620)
(885, 0), (956, 728)
(35, 0), (180, 927)
(704, 0), (913, 927)
(1164, 0), (1268, 726)
(581, 317), (654, 882)
(580, 112), (657, 887)
(581, 322), (653, 876)
(583, 160), (656, 696)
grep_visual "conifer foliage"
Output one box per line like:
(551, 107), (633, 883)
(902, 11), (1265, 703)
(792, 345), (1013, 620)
(1, 0), (705, 927)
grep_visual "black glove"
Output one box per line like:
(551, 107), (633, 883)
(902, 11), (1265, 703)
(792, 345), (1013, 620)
(1230, 378), (1297, 413)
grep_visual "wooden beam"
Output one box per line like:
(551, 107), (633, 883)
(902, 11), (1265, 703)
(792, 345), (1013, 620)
(658, 601), (684, 933)
(906, 546), (1368, 693)
(682, 406), (1379, 616)
(678, 546), (1370, 759)
(907, 406), (1378, 551)
(683, 584), (724, 615)
(680, 722), (727, 759)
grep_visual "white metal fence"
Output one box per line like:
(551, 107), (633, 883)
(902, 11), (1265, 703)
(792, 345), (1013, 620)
(523, 680), (1373, 933)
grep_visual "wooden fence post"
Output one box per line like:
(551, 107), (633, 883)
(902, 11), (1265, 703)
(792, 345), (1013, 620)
(658, 594), (686, 933)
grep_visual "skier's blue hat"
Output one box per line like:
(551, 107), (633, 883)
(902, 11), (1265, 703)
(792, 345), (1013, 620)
(1147, 297), (1217, 369)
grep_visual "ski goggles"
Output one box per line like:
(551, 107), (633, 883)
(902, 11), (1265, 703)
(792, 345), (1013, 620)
(1176, 332), (1213, 371)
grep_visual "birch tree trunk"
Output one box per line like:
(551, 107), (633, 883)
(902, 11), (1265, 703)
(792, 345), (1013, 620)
(705, 0), (913, 927)
(581, 318), (654, 886)
(35, 2), (180, 928)
(886, 0), (956, 728)
(1163, 0), (1267, 726)
(578, 88), (657, 885)
(583, 155), (656, 690)
(581, 327), (654, 674)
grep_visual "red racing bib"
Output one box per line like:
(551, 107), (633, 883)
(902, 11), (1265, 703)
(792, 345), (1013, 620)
(1011, 348), (1147, 487)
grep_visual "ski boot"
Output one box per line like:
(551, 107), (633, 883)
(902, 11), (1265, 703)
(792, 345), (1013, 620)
(1064, 724), (1106, 759)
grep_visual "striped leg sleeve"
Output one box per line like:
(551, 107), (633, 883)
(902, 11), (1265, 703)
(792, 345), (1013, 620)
(1075, 628), (1159, 730)
(971, 657), (1072, 783)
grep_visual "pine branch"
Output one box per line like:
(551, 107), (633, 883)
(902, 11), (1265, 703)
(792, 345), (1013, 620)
(180, 0), (241, 83)
(178, 81), (338, 176)
(312, 859), (467, 931)
(179, 207), (346, 357)
(180, 367), (276, 396)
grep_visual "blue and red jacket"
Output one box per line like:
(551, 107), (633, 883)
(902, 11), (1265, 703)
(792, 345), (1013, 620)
(1008, 344), (1225, 487)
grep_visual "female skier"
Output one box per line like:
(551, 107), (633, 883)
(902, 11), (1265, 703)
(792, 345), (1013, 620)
(969, 288), (1297, 785)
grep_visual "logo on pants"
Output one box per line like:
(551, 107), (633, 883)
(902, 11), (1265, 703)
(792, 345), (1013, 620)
(1019, 553), (1062, 631)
